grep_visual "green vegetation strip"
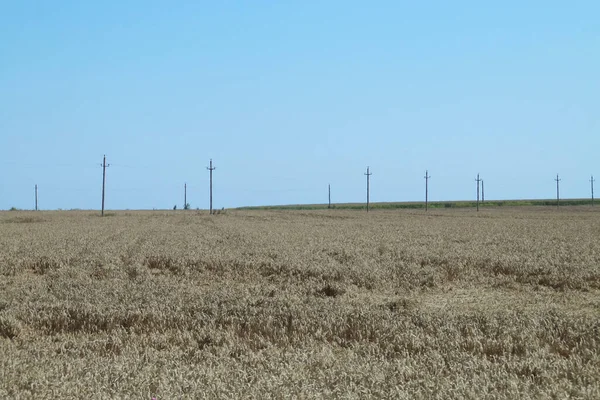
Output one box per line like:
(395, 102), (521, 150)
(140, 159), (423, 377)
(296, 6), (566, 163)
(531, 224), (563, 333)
(238, 198), (593, 211)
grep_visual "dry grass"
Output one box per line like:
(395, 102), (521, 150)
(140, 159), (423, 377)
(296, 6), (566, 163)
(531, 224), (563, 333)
(0, 207), (599, 399)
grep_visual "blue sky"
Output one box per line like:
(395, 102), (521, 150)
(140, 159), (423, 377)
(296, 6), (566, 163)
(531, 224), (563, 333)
(1, 1), (598, 210)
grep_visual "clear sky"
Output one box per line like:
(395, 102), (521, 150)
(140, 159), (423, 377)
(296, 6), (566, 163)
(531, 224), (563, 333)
(1, 1), (598, 210)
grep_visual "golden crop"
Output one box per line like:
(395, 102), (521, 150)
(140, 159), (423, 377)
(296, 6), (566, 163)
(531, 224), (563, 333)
(0, 208), (599, 398)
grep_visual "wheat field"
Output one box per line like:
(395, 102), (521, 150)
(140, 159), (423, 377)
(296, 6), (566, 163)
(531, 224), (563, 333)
(0, 207), (599, 399)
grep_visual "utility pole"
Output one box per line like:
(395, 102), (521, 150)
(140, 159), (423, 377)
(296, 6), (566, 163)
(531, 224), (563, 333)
(35, 184), (38, 211)
(424, 170), (431, 211)
(207, 159), (216, 214)
(591, 175), (595, 207)
(184, 183), (187, 210)
(482, 180), (485, 203)
(328, 184), (331, 209)
(101, 155), (109, 217)
(365, 166), (372, 212)
(475, 173), (482, 212)
(555, 174), (560, 208)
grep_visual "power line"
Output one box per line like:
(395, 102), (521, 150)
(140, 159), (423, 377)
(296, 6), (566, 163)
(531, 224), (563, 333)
(109, 163), (156, 169)
(207, 159), (216, 214)
(365, 166), (372, 212)
(101, 155), (110, 217)
(555, 174), (560, 209)
(482, 180), (485, 203)
(591, 175), (595, 207)
(424, 170), (431, 212)
(0, 161), (100, 169)
(475, 173), (482, 212)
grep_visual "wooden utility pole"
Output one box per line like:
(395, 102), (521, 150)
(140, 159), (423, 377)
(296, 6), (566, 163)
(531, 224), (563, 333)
(591, 175), (595, 206)
(328, 184), (331, 209)
(101, 155), (109, 217)
(207, 159), (216, 214)
(424, 170), (431, 211)
(35, 184), (38, 211)
(184, 183), (187, 209)
(475, 173), (482, 212)
(481, 180), (485, 203)
(555, 174), (560, 208)
(365, 166), (372, 212)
